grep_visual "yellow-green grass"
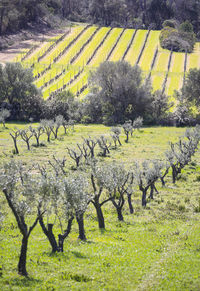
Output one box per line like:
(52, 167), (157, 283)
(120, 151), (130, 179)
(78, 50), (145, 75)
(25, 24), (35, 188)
(79, 87), (90, 99)
(73, 27), (110, 66)
(152, 50), (171, 72)
(165, 73), (184, 98)
(169, 52), (185, 73)
(35, 26), (96, 88)
(90, 28), (123, 66)
(21, 35), (62, 65)
(109, 29), (135, 62)
(0, 124), (200, 290)
(186, 43), (200, 72)
(151, 72), (166, 91)
(69, 71), (89, 95)
(186, 53), (199, 71)
(14, 26), (200, 99)
(139, 30), (160, 72)
(42, 66), (80, 99)
(34, 63), (69, 88)
(40, 26), (84, 65)
(14, 49), (30, 62)
(57, 26), (98, 65)
(124, 30), (148, 66)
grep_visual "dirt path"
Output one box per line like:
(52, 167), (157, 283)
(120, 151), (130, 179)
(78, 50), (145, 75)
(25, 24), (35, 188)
(0, 27), (68, 64)
(135, 220), (196, 291)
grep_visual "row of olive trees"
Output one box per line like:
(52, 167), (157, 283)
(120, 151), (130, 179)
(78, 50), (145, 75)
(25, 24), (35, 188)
(66, 117), (143, 168)
(9, 116), (75, 154)
(1, 125), (199, 277)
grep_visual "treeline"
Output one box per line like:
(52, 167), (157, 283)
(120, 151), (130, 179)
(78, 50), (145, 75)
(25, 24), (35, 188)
(1, 61), (200, 127)
(0, 0), (200, 35)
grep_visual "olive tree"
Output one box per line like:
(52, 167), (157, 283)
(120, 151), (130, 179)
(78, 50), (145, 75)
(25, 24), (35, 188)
(51, 115), (65, 139)
(30, 125), (44, 147)
(40, 119), (54, 142)
(99, 162), (131, 221)
(38, 165), (89, 252)
(0, 160), (42, 276)
(9, 128), (20, 154)
(110, 127), (122, 149)
(97, 135), (111, 157)
(89, 160), (115, 229)
(135, 161), (162, 207)
(122, 121), (132, 143)
(0, 109), (10, 128)
(19, 128), (33, 151)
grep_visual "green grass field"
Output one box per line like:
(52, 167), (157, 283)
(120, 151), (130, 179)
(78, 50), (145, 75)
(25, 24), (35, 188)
(0, 123), (200, 290)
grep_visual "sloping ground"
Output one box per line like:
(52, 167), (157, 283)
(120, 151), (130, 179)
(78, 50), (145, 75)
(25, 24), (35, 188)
(0, 124), (200, 290)
(4, 25), (200, 99)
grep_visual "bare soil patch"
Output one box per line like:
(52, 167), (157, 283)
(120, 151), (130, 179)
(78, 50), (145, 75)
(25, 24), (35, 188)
(0, 25), (69, 64)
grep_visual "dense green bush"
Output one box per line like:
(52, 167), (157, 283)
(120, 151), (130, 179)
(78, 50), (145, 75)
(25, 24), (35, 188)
(160, 20), (196, 52)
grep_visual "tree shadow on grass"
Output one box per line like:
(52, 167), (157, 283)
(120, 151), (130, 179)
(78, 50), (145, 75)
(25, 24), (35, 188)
(6, 276), (42, 287)
(72, 251), (88, 259)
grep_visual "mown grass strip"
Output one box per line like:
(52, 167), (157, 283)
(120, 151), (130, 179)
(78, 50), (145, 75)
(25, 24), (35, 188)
(152, 50), (171, 72)
(122, 29), (137, 60)
(35, 27), (97, 89)
(124, 30), (148, 66)
(165, 73), (184, 97)
(90, 28), (122, 66)
(169, 52), (185, 73)
(74, 27), (110, 66)
(139, 30), (160, 72)
(109, 29), (135, 62)
(42, 66), (80, 99)
(106, 28), (125, 60)
(151, 72), (166, 92)
(40, 26), (87, 65)
(136, 30), (150, 65)
(186, 44), (200, 71)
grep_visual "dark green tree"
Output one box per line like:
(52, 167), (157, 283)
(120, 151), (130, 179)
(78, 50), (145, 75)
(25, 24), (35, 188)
(88, 61), (152, 125)
(0, 63), (42, 120)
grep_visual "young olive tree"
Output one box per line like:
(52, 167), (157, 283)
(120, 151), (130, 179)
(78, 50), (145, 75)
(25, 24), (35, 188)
(135, 161), (162, 207)
(89, 160), (115, 229)
(83, 136), (97, 158)
(132, 116), (143, 132)
(0, 109), (10, 128)
(40, 119), (54, 142)
(97, 135), (111, 157)
(122, 121), (132, 143)
(30, 125), (44, 147)
(99, 162), (130, 221)
(38, 165), (89, 252)
(67, 146), (83, 168)
(165, 138), (193, 184)
(9, 128), (20, 154)
(19, 128), (33, 151)
(110, 127), (122, 149)
(61, 173), (90, 242)
(0, 161), (42, 276)
(51, 115), (65, 139)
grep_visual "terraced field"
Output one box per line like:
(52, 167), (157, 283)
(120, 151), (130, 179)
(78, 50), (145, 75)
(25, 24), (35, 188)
(18, 24), (200, 99)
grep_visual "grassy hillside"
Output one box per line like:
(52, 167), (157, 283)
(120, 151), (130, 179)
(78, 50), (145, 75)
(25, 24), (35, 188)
(0, 123), (200, 290)
(16, 24), (200, 100)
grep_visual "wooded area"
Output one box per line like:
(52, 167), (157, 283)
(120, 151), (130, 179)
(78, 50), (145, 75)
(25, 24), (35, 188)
(0, 0), (200, 35)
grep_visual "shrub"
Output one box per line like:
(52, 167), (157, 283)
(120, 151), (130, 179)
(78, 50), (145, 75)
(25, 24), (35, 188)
(162, 19), (178, 28)
(160, 21), (196, 52)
